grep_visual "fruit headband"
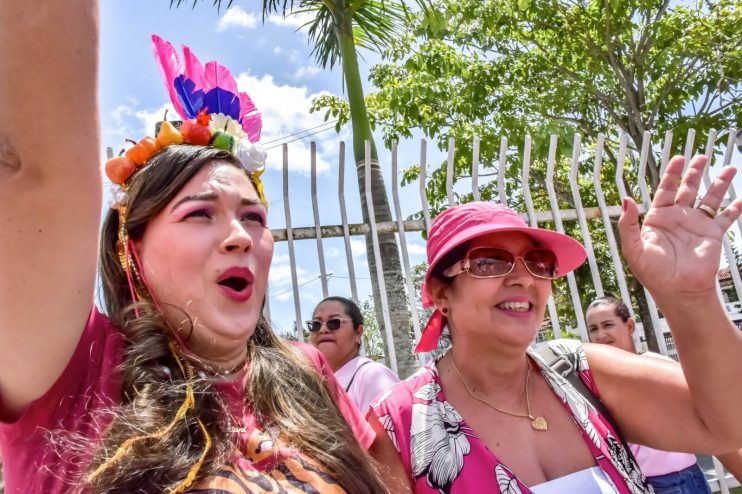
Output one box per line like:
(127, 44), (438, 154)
(105, 34), (268, 208)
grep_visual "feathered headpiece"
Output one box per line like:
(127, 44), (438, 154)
(105, 34), (268, 207)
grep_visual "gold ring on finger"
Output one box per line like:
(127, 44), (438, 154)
(696, 203), (718, 219)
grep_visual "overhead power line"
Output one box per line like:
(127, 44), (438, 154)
(265, 121), (340, 150)
(262, 119), (340, 147)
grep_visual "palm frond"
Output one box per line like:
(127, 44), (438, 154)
(169, 0), (234, 12)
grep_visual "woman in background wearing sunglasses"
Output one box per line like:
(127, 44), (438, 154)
(369, 155), (742, 493)
(309, 297), (400, 414)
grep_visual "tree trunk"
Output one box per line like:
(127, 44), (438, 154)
(336, 20), (417, 377)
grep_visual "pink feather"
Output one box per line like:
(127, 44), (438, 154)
(182, 45), (207, 93)
(239, 93), (262, 142)
(151, 35), (186, 119)
(203, 61), (238, 93)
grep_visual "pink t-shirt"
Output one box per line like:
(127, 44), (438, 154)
(629, 352), (697, 477)
(335, 356), (400, 415)
(0, 308), (373, 493)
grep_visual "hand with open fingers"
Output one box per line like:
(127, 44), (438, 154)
(618, 154), (742, 299)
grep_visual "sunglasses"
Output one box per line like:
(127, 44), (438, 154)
(306, 317), (352, 333)
(442, 246), (558, 280)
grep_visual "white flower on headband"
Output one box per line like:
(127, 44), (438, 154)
(234, 139), (267, 173)
(209, 114), (247, 141)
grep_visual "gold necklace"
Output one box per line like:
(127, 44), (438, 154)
(449, 355), (548, 431)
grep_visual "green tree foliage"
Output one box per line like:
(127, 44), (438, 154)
(314, 0), (741, 350)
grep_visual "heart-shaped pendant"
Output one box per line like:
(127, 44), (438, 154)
(531, 416), (548, 431)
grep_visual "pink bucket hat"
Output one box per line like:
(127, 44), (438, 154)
(416, 201), (587, 352)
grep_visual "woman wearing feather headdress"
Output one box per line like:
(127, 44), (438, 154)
(0, 1), (406, 493)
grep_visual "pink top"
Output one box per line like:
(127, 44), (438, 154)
(0, 308), (373, 493)
(371, 340), (652, 494)
(335, 356), (400, 415)
(629, 352), (697, 477)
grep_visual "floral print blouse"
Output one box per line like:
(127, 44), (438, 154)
(371, 339), (653, 494)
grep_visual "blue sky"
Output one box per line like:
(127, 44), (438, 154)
(99, 1), (432, 336)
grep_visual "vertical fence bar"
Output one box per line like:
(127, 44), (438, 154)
(310, 142), (329, 298)
(722, 129), (737, 167)
(282, 144), (304, 341)
(365, 141), (398, 373)
(660, 131), (673, 177)
(638, 130), (653, 208)
(614, 134), (648, 343)
(391, 141), (423, 351)
(419, 139), (432, 231)
(712, 456), (730, 494)
(569, 134), (604, 297)
(702, 131), (742, 304)
(721, 129), (742, 237)
(683, 128), (696, 171)
(472, 136), (481, 201)
(337, 142), (359, 304)
(594, 134), (633, 312)
(593, 134), (637, 347)
(637, 131), (669, 356)
(498, 137), (508, 204)
(446, 137), (456, 206)
(615, 134), (629, 199)
(521, 135), (562, 338)
(263, 284), (272, 322)
(545, 135), (586, 340)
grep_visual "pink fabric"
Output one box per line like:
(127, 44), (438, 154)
(371, 340), (651, 493)
(629, 352), (697, 477)
(334, 356), (400, 415)
(0, 309), (373, 493)
(0, 308), (124, 494)
(292, 344), (376, 449)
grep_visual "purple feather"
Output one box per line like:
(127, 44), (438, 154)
(173, 76), (204, 119)
(203, 88), (241, 120)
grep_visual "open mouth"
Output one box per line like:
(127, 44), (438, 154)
(218, 276), (249, 292)
(496, 301), (532, 312)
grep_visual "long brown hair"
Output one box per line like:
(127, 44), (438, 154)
(92, 145), (385, 492)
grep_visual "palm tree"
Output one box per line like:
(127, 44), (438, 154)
(173, 0), (429, 376)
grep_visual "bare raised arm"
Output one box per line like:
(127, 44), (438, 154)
(588, 155), (742, 454)
(0, 0), (101, 417)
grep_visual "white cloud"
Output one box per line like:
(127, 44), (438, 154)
(293, 66), (321, 80)
(325, 246), (341, 258)
(217, 6), (258, 32)
(351, 239), (367, 257)
(272, 46), (282, 55)
(134, 103), (177, 138)
(111, 104), (134, 123)
(267, 11), (315, 29)
(235, 73), (337, 174)
(269, 253), (312, 301)
(406, 243), (427, 256)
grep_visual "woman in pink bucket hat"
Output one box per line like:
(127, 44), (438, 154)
(368, 154), (742, 494)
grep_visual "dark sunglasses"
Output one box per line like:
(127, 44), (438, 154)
(306, 317), (352, 332)
(443, 246), (558, 280)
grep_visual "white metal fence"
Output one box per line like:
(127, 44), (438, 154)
(269, 128), (742, 355)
